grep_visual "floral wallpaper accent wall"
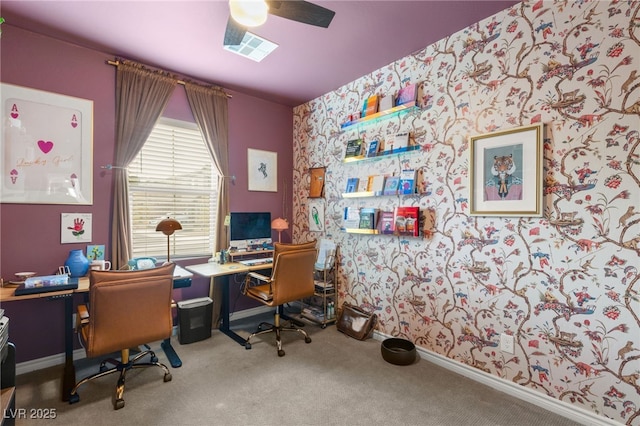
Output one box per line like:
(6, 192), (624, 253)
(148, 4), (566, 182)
(293, 1), (639, 424)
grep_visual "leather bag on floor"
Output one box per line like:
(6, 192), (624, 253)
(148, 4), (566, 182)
(336, 302), (377, 340)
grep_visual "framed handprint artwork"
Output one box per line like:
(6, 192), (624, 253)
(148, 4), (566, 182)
(61, 213), (92, 243)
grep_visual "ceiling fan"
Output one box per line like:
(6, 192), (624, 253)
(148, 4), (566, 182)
(224, 0), (336, 46)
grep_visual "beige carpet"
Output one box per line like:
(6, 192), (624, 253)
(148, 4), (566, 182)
(14, 314), (584, 425)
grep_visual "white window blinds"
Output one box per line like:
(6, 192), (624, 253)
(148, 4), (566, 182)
(128, 118), (218, 259)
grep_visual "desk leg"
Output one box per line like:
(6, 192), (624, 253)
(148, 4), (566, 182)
(217, 275), (247, 346)
(161, 339), (182, 368)
(62, 295), (75, 402)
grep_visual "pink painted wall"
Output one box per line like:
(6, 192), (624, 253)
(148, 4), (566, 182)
(0, 25), (293, 362)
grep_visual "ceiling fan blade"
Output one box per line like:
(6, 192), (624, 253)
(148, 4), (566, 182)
(224, 17), (247, 46)
(267, 1), (335, 28)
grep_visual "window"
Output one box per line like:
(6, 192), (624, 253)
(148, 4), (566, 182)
(128, 118), (218, 259)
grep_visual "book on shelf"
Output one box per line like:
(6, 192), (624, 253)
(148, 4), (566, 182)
(343, 206), (361, 229)
(398, 169), (416, 195)
(344, 138), (364, 160)
(366, 174), (386, 195)
(362, 94), (379, 117)
(314, 279), (334, 290)
(357, 178), (369, 193)
(393, 132), (410, 153)
(393, 206), (420, 237)
(377, 211), (395, 235)
(358, 208), (378, 230)
(345, 177), (359, 193)
(382, 176), (400, 195)
(301, 305), (326, 322)
(395, 83), (418, 107)
(379, 94), (394, 112)
(366, 140), (379, 157)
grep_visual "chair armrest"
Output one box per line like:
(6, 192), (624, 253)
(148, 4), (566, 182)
(77, 304), (90, 327)
(242, 272), (272, 295)
(247, 272), (270, 282)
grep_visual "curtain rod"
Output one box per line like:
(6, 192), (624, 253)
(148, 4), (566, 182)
(106, 60), (232, 98)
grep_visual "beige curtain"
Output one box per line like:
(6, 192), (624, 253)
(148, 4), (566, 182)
(184, 82), (230, 328)
(111, 60), (178, 269)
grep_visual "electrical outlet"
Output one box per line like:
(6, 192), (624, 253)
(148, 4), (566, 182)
(500, 333), (514, 354)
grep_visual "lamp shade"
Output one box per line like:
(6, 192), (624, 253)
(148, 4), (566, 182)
(229, 0), (268, 27)
(156, 218), (182, 236)
(271, 217), (289, 231)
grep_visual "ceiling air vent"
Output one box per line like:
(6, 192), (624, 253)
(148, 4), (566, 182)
(223, 32), (278, 62)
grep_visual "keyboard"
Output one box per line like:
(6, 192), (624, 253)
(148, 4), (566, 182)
(237, 258), (273, 266)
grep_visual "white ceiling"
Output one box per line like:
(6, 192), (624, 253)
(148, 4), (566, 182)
(1, 1), (519, 106)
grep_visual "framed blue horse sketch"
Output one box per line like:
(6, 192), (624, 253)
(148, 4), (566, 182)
(247, 148), (277, 192)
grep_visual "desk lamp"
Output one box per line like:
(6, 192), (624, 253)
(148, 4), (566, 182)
(271, 217), (289, 243)
(156, 217), (182, 262)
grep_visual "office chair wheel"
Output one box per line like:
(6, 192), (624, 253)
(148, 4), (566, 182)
(278, 349), (285, 357)
(321, 324), (327, 329)
(164, 372), (172, 382)
(150, 354), (158, 363)
(305, 336), (312, 344)
(69, 393), (80, 404)
(114, 398), (125, 410)
(245, 342), (252, 350)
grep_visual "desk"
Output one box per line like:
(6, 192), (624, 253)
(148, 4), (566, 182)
(0, 265), (192, 401)
(186, 261), (272, 346)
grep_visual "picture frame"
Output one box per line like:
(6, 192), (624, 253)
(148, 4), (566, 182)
(308, 198), (324, 232)
(247, 148), (277, 192)
(1, 83), (93, 204)
(61, 213), (92, 244)
(469, 123), (543, 217)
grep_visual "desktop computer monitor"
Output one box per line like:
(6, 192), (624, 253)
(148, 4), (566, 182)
(229, 212), (272, 250)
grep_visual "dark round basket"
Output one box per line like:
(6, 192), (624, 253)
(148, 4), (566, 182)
(381, 338), (416, 365)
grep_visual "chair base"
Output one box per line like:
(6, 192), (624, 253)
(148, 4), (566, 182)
(245, 313), (312, 357)
(69, 348), (172, 410)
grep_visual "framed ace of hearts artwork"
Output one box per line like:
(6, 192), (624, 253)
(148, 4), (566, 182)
(1, 83), (93, 204)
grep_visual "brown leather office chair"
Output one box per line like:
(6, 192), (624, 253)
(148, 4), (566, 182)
(243, 241), (317, 357)
(69, 263), (175, 410)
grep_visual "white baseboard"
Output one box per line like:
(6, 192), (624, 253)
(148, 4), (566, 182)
(230, 305), (272, 321)
(16, 306), (273, 376)
(16, 349), (87, 376)
(373, 332), (619, 426)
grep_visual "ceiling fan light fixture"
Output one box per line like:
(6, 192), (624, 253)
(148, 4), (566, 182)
(229, 0), (268, 27)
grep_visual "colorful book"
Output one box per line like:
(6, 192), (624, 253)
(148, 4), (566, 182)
(398, 169), (416, 195)
(396, 83), (418, 106)
(363, 94), (379, 116)
(344, 138), (364, 160)
(343, 207), (361, 229)
(366, 140), (379, 157)
(358, 208), (378, 230)
(377, 211), (395, 235)
(393, 206), (420, 237)
(383, 176), (400, 195)
(345, 178), (359, 193)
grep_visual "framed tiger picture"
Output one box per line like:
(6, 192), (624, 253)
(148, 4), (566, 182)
(469, 123), (543, 217)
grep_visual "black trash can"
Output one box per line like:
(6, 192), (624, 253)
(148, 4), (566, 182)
(177, 297), (213, 344)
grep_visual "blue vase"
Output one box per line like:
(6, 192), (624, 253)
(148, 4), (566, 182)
(64, 249), (90, 278)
